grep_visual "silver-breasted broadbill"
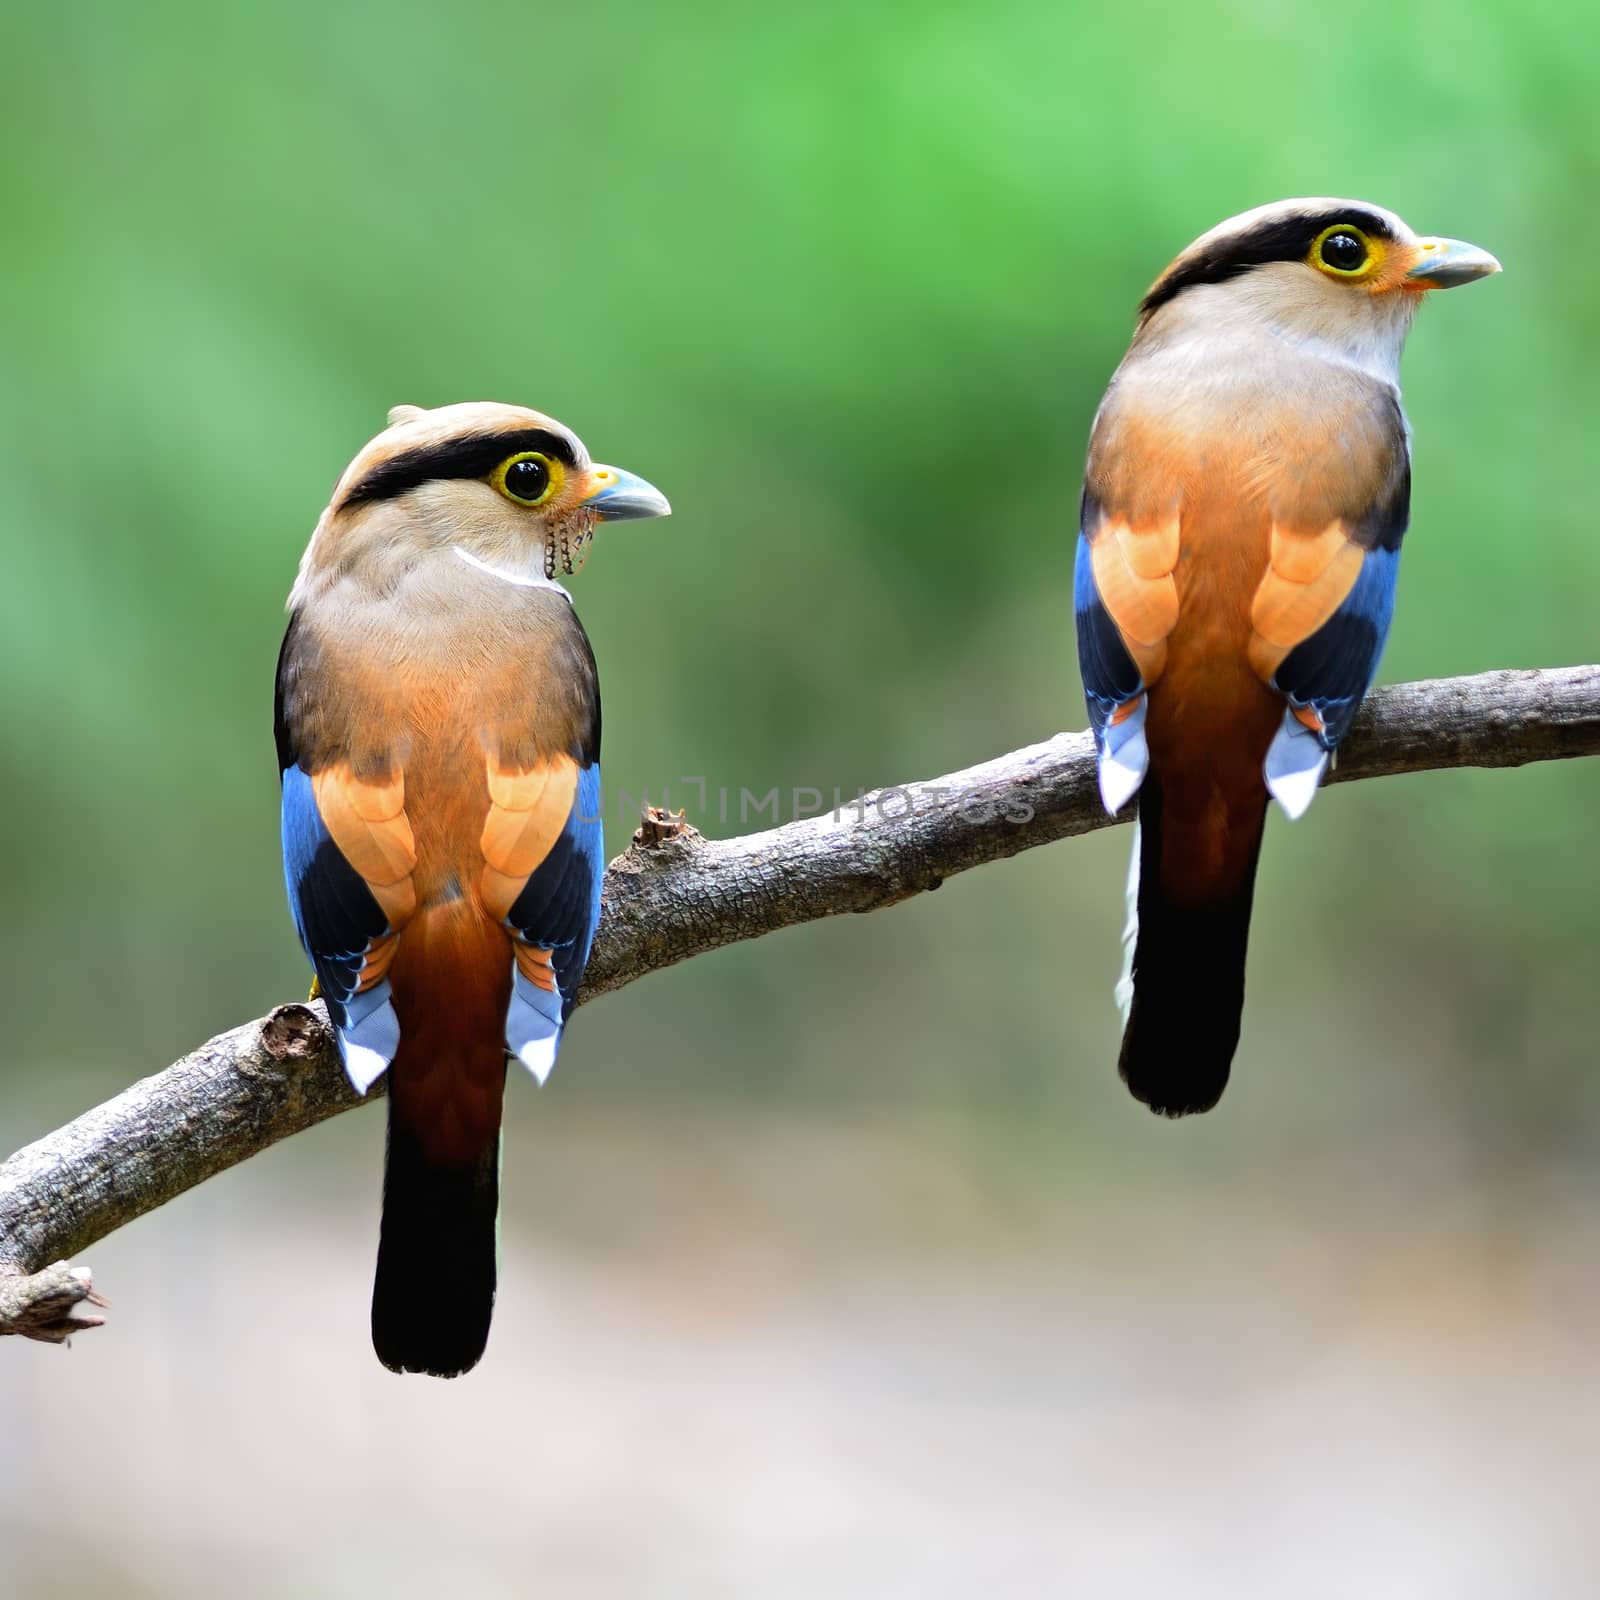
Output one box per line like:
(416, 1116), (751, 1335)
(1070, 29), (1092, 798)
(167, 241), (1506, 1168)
(1073, 199), (1499, 1115)
(275, 402), (669, 1375)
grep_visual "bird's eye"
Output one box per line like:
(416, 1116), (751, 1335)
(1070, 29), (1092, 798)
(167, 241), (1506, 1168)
(1311, 224), (1377, 279)
(1321, 233), (1366, 271)
(492, 451), (561, 507)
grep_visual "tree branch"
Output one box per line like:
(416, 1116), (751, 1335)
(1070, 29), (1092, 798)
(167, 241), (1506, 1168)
(3, 664), (1596, 1338)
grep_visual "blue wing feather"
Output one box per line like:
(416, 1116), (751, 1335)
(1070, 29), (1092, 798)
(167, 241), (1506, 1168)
(1074, 529), (1149, 813)
(280, 765), (386, 1015)
(1074, 531), (1143, 741)
(1263, 546), (1400, 820)
(507, 763), (603, 1008)
(501, 763), (604, 1082)
(281, 763), (398, 1092)
(1273, 546), (1400, 749)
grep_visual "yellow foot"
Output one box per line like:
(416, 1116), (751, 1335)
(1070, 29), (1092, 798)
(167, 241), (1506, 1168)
(307, 974), (322, 1001)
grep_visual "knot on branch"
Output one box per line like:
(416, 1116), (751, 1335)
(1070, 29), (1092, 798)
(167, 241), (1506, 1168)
(612, 806), (709, 883)
(260, 1003), (328, 1063)
(0, 1262), (106, 1343)
(632, 805), (700, 851)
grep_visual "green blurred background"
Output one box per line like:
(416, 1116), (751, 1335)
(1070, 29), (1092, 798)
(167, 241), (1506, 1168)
(2, 0), (1597, 1592)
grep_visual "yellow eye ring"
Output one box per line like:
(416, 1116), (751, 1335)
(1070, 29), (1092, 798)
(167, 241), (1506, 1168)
(491, 451), (563, 507)
(1310, 223), (1384, 281)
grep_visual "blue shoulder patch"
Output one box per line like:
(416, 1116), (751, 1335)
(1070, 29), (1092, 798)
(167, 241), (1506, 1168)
(505, 764), (604, 1013)
(281, 765), (388, 1019)
(281, 764), (401, 1093)
(502, 764), (604, 1084)
(1074, 531), (1143, 741)
(1273, 545), (1400, 749)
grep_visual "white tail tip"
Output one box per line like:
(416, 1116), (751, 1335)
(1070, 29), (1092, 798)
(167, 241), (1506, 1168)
(1097, 699), (1149, 815)
(340, 1037), (391, 1095)
(1264, 712), (1330, 821)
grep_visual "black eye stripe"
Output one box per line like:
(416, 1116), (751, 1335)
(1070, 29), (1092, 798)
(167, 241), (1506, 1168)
(341, 427), (580, 508)
(1140, 206), (1395, 316)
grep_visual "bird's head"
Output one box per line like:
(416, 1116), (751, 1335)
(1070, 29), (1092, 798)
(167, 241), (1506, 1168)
(298, 401), (670, 595)
(1135, 198), (1500, 378)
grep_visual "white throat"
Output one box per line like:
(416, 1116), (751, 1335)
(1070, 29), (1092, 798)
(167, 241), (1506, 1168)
(452, 545), (571, 598)
(1154, 267), (1419, 391)
(1260, 314), (1407, 387)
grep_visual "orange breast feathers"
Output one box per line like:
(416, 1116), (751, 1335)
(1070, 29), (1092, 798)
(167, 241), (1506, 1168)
(1084, 413), (1386, 715)
(1084, 348), (1405, 697)
(314, 750), (580, 922)
(310, 749), (579, 1163)
(311, 765), (418, 926)
(478, 756), (579, 920)
(1087, 516), (1180, 684)
(1247, 521), (1367, 681)
(1087, 497), (1370, 767)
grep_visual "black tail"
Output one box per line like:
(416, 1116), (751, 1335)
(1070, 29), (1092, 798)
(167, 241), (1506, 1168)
(371, 1102), (501, 1378)
(1118, 775), (1265, 1117)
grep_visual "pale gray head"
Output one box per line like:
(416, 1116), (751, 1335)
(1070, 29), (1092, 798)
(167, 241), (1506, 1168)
(293, 401), (670, 601)
(1135, 198), (1501, 384)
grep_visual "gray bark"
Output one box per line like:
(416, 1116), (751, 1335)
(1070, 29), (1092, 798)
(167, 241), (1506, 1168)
(3, 664), (1596, 1339)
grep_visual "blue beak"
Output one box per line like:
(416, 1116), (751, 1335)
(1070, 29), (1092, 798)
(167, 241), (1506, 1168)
(580, 465), (671, 523)
(1405, 236), (1502, 289)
